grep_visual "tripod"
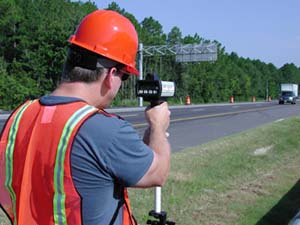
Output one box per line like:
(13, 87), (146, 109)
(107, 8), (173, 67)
(146, 187), (175, 225)
(142, 79), (175, 225)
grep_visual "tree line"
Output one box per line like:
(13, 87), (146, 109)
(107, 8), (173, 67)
(0, 0), (300, 110)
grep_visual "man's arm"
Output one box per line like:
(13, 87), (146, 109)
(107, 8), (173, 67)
(134, 102), (171, 188)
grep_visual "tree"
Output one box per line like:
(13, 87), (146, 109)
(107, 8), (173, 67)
(0, 0), (23, 62)
(279, 63), (300, 84)
(182, 33), (203, 44)
(167, 26), (182, 45)
(140, 17), (166, 45)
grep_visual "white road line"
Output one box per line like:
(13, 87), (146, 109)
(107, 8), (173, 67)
(275, 118), (285, 122)
(192, 108), (205, 112)
(0, 115), (9, 120)
(119, 113), (138, 117)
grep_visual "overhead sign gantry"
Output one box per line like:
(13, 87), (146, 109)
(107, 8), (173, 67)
(137, 43), (218, 106)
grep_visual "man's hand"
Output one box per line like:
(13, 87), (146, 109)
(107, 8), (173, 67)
(136, 102), (171, 187)
(146, 101), (170, 133)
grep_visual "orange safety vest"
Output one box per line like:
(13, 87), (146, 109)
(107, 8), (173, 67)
(0, 100), (136, 225)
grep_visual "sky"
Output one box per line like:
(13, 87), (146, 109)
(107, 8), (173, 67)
(93, 0), (300, 68)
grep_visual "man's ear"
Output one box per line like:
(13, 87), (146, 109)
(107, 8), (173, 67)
(103, 68), (116, 89)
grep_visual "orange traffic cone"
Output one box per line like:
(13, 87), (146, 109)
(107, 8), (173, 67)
(185, 95), (191, 105)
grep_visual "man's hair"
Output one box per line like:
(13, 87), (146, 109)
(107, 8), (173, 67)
(61, 45), (122, 83)
(62, 63), (104, 83)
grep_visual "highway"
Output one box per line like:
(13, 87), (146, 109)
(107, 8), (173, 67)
(114, 101), (281, 126)
(1, 101), (300, 152)
(113, 101), (300, 152)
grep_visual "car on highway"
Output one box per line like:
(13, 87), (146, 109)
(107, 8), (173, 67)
(278, 91), (297, 104)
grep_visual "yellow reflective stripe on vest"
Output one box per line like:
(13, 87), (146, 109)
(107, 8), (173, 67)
(53, 105), (96, 225)
(5, 100), (35, 225)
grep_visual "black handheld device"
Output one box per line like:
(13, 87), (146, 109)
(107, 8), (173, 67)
(136, 73), (175, 107)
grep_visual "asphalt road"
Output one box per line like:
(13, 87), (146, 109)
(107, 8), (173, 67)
(1, 101), (300, 152)
(167, 102), (300, 152)
(115, 101), (300, 152)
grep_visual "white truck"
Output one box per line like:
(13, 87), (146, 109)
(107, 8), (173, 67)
(278, 83), (298, 104)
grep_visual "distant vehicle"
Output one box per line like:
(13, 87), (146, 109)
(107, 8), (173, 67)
(279, 91), (297, 104)
(278, 83), (298, 104)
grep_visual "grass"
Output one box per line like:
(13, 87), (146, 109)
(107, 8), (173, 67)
(1, 117), (300, 224)
(130, 116), (300, 225)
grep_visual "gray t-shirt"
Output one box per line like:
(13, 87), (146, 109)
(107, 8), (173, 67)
(39, 96), (153, 225)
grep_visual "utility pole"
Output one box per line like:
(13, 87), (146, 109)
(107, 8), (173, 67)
(266, 80), (269, 101)
(138, 43), (143, 107)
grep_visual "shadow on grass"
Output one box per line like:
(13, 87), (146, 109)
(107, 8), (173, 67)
(255, 179), (300, 225)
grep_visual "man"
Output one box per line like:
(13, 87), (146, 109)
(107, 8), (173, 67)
(0, 10), (171, 225)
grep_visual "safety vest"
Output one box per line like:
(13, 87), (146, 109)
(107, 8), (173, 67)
(0, 100), (136, 225)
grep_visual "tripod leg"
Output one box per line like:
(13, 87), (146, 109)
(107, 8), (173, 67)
(155, 186), (161, 213)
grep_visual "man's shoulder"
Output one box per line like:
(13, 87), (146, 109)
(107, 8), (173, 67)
(39, 95), (84, 105)
(79, 111), (132, 139)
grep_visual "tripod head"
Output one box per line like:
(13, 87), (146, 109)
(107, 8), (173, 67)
(146, 210), (175, 225)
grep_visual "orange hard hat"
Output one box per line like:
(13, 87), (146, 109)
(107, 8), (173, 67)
(68, 10), (139, 75)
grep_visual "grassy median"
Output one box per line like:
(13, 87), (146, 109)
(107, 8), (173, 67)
(1, 116), (300, 225)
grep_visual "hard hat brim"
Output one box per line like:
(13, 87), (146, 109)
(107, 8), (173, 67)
(123, 65), (139, 76)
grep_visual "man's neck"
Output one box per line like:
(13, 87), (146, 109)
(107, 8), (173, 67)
(51, 82), (106, 108)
